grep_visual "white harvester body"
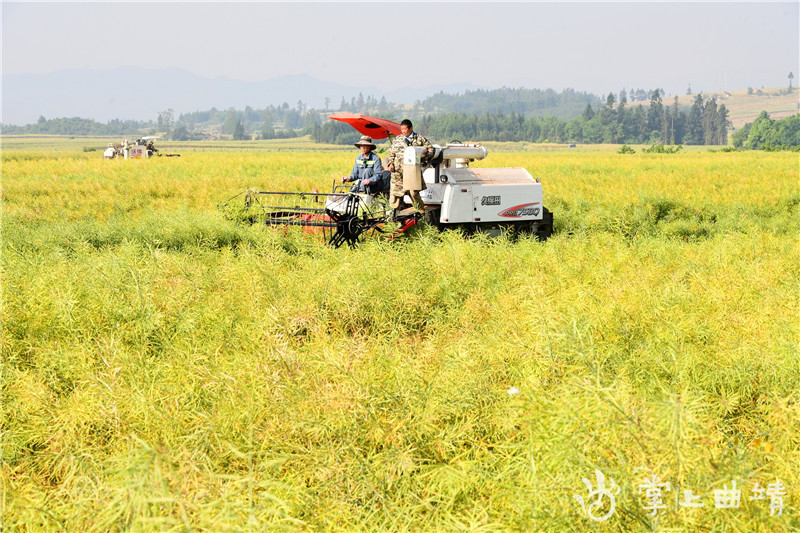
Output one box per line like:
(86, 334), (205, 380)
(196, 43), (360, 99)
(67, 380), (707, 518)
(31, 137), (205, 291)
(404, 143), (551, 236)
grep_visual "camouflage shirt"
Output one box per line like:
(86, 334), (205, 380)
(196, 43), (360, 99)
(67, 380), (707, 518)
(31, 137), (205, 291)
(388, 131), (433, 171)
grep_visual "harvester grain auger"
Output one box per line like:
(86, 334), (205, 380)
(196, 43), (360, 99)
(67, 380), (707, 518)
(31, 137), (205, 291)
(221, 114), (553, 248)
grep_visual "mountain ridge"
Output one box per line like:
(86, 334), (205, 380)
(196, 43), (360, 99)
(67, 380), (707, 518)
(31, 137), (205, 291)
(2, 67), (484, 125)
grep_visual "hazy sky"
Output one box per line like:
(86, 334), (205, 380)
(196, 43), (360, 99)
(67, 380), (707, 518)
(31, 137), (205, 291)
(3, 2), (799, 96)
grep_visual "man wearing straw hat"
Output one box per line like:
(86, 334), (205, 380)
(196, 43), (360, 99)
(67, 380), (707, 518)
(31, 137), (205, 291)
(341, 135), (383, 193)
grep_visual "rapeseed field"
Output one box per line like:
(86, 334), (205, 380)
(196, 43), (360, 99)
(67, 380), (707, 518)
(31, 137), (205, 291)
(2, 144), (798, 531)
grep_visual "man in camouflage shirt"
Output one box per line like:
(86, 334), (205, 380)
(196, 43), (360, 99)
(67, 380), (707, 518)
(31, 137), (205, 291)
(386, 119), (432, 212)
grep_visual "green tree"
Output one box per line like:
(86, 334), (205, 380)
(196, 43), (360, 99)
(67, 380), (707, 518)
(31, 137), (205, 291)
(244, 106), (259, 123)
(701, 98), (719, 145)
(616, 92), (628, 142)
(260, 125), (276, 140)
(170, 125), (190, 141)
(670, 96), (686, 144)
(716, 104), (730, 145)
(744, 111), (775, 149)
(684, 94), (704, 145)
(378, 96), (391, 114)
(284, 110), (302, 129)
(157, 108), (174, 134)
(647, 89), (664, 142)
(773, 113), (800, 147)
(222, 109), (239, 135)
(233, 121), (247, 140)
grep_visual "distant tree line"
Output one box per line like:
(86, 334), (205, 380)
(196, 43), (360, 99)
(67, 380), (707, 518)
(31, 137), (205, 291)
(416, 87), (602, 120)
(173, 103), (321, 141)
(2, 87), (610, 139)
(4, 87), (760, 147)
(2, 116), (153, 136)
(412, 91), (730, 145)
(170, 88), (604, 141)
(732, 112), (800, 150)
(310, 120), (362, 145)
(337, 93), (393, 115)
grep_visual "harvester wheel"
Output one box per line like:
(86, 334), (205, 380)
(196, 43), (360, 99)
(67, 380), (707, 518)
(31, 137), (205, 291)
(423, 207), (443, 229)
(534, 207), (554, 241)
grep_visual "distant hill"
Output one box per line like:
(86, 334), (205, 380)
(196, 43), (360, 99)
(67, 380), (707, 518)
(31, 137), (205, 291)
(1, 67), (483, 126)
(4, 65), (796, 132)
(631, 87), (799, 129)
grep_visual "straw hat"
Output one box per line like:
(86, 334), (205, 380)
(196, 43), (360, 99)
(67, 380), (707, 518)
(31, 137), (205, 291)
(354, 135), (376, 149)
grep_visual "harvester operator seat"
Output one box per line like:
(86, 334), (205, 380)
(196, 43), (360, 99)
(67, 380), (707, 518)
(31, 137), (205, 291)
(365, 161), (391, 195)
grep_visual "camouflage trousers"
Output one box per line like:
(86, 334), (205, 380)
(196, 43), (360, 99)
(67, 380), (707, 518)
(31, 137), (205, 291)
(390, 172), (425, 211)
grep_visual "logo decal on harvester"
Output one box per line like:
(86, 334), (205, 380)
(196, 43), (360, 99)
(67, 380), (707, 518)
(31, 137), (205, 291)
(499, 202), (540, 218)
(481, 195), (501, 206)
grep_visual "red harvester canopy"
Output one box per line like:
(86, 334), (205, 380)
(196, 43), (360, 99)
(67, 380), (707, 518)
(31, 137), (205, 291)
(328, 113), (402, 140)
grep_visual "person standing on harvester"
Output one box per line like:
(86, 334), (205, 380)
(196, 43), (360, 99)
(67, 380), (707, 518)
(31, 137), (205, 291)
(387, 119), (432, 213)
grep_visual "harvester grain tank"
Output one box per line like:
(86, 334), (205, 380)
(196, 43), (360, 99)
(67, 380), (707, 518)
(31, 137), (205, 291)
(405, 142), (551, 238)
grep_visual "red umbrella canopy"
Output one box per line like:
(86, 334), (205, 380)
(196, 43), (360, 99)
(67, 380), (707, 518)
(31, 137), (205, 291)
(328, 113), (402, 140)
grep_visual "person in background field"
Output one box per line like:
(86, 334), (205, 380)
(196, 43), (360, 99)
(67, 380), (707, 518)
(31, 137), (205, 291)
(146, 140), (158, 157)
(341, 135), (383, 193)
(387, 119), (432, 213)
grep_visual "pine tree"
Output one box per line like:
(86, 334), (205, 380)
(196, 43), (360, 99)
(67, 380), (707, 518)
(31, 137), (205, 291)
(617, 92), (628, 142)
(702, 98), (718, 145)
(685, 94), (704, 145)
(671, 96), (685, 144)
(716, 104), (730, 145)
(662, 106), (673, 145)
(647, 89), (664, 142)
(233, 121), (246, 140)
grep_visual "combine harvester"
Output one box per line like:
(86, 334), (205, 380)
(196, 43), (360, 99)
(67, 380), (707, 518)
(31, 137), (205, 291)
(104, 137), (180, 159)
(221, 114), (552, 248)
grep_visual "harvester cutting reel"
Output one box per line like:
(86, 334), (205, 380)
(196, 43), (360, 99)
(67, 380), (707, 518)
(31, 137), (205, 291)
(220, 186), (418, 249)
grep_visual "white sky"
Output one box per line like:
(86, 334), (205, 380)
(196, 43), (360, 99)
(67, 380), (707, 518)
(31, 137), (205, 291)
(2, 1), (799, 96)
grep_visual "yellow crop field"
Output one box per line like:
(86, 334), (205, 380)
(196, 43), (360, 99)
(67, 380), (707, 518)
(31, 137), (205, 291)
(2, 142), (798, 531)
